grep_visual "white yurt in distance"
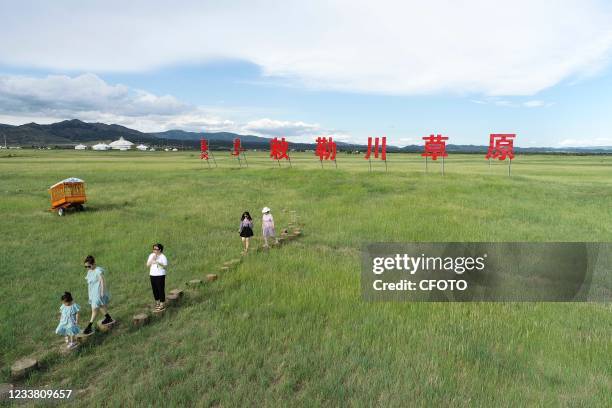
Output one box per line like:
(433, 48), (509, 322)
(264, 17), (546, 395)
(136, 144), (148, 151)
(75, 144), (87, 150)
(92, 143), (110, 151)
(109, 137), (134, 150)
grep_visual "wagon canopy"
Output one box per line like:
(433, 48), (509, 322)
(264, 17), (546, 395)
(49, 177), (84, 189)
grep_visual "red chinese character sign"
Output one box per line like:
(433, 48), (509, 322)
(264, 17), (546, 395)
(365, 136), (387, 172)
(486, 133), (516, 176)
(199, 138), (217, 168)
(231, 138), (248, 168)
(270, 137), (292, 167)
(200, 138), (208, 160)
(315, 136), (337, 168)
(422, 134), (448, 174)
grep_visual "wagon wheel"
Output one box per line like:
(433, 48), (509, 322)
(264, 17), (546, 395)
(76, 204), (84, 211)
(57, 208), (65, 216)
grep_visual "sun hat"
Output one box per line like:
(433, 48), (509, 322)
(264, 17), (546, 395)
(262, 207), (271, 213)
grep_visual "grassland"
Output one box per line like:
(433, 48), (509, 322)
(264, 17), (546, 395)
(0, 150), (611, 406)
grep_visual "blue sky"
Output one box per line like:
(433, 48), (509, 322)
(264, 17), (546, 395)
(1, 0), (611, 147)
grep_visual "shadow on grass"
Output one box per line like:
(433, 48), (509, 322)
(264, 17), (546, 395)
(81, 202), (133, 213)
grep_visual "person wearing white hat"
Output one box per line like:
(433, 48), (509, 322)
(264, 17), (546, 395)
(261, 207), (278, 248)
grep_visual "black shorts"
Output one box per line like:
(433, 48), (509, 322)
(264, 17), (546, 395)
(240, 226), (254, 238)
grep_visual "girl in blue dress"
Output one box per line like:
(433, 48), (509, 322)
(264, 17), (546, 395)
(55, 291), (80, 349)
(83, 255), (114, 334)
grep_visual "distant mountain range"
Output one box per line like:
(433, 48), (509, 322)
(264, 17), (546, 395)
(0, 119), (610, 154)
(0, 119), (274, 149)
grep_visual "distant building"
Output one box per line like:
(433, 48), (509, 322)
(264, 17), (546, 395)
(109, 137), (134, 150)
(75, 144), (87, 150)
(92, 143), (111, 151)
(136, 144), (148, 151)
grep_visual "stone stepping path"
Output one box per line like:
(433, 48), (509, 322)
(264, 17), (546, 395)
(7, 211), (304, 382)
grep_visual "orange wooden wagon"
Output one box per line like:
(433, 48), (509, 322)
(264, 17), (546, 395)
(48, 177), (87, 216)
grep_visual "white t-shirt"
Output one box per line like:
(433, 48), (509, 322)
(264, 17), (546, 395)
(147, 253), (168, 276)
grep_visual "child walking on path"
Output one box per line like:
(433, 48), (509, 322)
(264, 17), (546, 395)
(239, 211), (254, 255)
(83, 255), (114, 334)
(55, 291), (80, 349)
(261, 207), (279, 248)
(147, 243), (168, 311)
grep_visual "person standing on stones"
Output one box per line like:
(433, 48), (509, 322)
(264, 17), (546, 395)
(239, 211), (254, 255)
(147, 243), (168, 311)
(55, 291), (80, 349)
(83, 255), (114, 334)
(261, 207), (279, 248)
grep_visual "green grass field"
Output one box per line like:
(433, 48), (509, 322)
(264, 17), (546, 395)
(1, 150), (611, 406)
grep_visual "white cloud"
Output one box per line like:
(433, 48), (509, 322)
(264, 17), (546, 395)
(0, 73), (337, 138)
(0, 73), (187, 117)
(523, 100), (546, 108)
(243, 119), (320, 137)
(1, 1), (611, 96)
(558, 137), (612, 147)
(470, 98), (552, 108)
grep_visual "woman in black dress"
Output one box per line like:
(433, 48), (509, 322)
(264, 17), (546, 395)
(239, 211), (254, 255)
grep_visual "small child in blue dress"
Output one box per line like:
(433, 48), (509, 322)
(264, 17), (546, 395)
(55, 291), (80, 349)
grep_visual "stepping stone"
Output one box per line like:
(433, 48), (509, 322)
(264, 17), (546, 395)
(169, 289), (184, 298)
(132, 313), (149, 327)
(59, 343), (79, 355)
(0, 383), (14, 400)
(206, 274), (218, 282)
(187, 279), (203, 286)
(97, 319), (116, 332)
(11, 358), (38, 380)
(152, 307), (166, 316)
(76, 332), (93, 344)
(166, 293), (180, 305)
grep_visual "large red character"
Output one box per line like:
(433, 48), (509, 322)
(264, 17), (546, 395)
(421, 134), (448, 160)
(200, 138), (209, 160)
(315, 137), (337, 161)
(486, 134), (516, 160)
(270, 137), (290, 160)
(232, 138), (242, 156)
(365, 136), (387, 160)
